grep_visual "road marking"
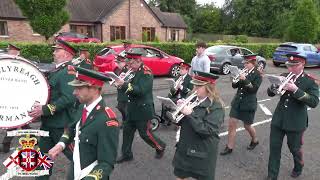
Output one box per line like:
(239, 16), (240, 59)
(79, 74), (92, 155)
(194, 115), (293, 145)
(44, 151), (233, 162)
(219, 118), (272, 137)
(259, 103), (273, 116)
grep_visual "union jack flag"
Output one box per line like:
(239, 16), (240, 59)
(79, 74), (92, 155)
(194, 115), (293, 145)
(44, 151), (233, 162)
(20, 151), (37, 170)
(37, 152), (54, 170)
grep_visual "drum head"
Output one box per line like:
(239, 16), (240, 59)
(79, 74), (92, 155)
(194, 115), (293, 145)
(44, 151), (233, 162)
(0, 57), (49, 129)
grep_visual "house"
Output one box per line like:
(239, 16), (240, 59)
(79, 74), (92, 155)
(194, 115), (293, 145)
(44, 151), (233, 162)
(0, 0), (187, 42)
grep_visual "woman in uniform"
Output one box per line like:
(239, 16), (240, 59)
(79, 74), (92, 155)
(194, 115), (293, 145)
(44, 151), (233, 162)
(220, 54), (262, 155)
(172, 71), (225, 180)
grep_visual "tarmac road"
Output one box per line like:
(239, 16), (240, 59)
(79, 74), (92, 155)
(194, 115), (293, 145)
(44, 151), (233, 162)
(1, 61), (320, 180)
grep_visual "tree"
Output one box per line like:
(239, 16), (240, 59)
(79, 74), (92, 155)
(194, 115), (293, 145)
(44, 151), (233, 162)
(286, 0), (319, 43)
(193, 4), (221, 33)
(15, 0), (69, 41)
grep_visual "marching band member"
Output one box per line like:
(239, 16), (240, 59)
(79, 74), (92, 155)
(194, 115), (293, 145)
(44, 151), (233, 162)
(28, 40), (77, 179)
(220, 54), (262, 155)
(114, 54), (130, 125)
(172, 71), (224, 180)
(115, 52), (166, 163)
(161, 62), (193, 125)
(49, 66), (119, 180)
(75, 48), (93, 69)
(266, 54), (319, 180)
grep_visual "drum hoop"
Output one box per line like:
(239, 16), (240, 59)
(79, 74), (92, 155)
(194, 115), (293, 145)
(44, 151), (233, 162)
(0, 57), (50, 129)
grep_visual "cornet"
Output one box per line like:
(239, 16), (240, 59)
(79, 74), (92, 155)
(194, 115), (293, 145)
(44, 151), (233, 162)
(173, 76), (183, 90)
(167, 91), (199, 123)
(109, 68), (134, 86)
(277, 72), (295, 95)
(232, 68), (249, 83)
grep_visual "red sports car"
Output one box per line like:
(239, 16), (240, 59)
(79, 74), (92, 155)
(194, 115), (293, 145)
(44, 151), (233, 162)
(93, 44), (184, 77)
(55, 32), (101, 43)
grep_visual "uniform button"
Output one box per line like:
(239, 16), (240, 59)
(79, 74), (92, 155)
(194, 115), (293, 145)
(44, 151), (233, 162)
(240, 97), (242, 99)
(128, 100), (130, 102)
(240, 93), (243, 95)
(86, 139), (89, 142)
(288, 94), (290, 96)
(285, 99), (289, 101)
(191, 149), (195, 153)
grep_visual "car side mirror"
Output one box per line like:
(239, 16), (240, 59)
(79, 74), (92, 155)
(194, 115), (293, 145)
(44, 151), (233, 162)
(157, 53), (164, 58)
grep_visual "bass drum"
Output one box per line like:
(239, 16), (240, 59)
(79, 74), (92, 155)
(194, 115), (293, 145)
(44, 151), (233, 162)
(0, 55), (50, 129)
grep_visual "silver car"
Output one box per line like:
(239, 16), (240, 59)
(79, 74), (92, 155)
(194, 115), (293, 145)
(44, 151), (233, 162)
(205, 45), (267, 75)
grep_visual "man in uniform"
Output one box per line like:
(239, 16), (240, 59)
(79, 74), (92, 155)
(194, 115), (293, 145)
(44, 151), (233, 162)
(115, 52), (166, 163)
(71, 48), (92, 69)
(28, 39), (77, 179)
(48, 66), (119, 180)
(266, 54), (319, 179)
(114, 54), (130, 126)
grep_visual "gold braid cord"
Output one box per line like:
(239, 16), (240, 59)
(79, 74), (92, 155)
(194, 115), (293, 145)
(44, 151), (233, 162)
(47, 104), (56, 115)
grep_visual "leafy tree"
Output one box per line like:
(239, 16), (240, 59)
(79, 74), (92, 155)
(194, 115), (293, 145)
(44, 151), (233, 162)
(15, 0), (69, 41)
(193, 4), (221, 33)
(286, 0), (319, 42)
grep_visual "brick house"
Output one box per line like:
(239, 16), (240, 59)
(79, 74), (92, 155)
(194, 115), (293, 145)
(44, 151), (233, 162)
(0, 0), (187, 42)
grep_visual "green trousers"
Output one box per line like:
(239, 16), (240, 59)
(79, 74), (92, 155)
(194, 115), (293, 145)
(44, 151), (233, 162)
(121, 120), (166, 158)
(35, 127), (73, 180)
(268, 125), (304, 179)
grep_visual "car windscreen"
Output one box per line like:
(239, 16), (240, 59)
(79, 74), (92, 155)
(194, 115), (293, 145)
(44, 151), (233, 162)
(275, 45), (297, 52)
(205, 46), (225, 54)
(97, 48), (114, 56)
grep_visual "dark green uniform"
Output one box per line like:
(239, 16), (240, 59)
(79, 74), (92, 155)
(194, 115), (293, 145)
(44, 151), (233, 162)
(59, 100), (119, 180)
(173, 98), (224, 180)
(267, 72), (319, 179)
(120, 64), (166, 158)
(36, 62), (76, 180)
(114, 66), (129, 122)
(230, 68), (262, 124)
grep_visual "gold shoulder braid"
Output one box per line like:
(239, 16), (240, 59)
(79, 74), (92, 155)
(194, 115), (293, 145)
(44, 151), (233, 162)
(87, 169), (103, 180)
(47, 104), (56, 115)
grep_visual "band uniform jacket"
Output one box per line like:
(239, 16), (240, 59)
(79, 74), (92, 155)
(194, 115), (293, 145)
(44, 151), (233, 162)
(168, 74), (193, 100)
(42, 62), (76, 128)
(173, 98), (225, 179)
(120, 64), (154, 121)
(267, 72), (319, 131)
(231, 67), (262, 111)
(59, 100), (120, 180)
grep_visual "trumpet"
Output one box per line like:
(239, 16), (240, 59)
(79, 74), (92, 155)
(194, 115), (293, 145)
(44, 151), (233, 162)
(232, 68), (249, 83)
(109, 68), (134, 86)
(277, 72), (295, 95)
(173, 76), (183, 90)
(167, 91), (199, 123)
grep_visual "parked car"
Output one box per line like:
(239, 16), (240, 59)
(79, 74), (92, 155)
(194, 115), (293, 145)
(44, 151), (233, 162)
(93, 44), (184, 77)
(205, 45), (267, 75)
(55, 32), (101, 43)
(272, 43), (320, 67)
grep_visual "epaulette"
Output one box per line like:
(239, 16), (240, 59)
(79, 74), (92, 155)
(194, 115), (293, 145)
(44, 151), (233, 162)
(105, 107), (116, 119)
(143, 65), (152, 75)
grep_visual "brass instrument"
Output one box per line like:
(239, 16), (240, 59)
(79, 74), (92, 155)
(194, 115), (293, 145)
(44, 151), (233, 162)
(277, 72), (295, 95)
(173, 76), (183, 90)
(109, 68), (134, 86)
(167, 91), (199, 123)
(232, 68), (249, 83)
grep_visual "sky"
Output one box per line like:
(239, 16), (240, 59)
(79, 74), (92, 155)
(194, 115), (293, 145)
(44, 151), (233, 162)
(196, 0), (226, 7)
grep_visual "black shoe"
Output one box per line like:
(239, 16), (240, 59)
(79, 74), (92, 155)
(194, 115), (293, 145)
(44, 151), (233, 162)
(155, 149), (165, 159)
(247, 141), (259, 150)
(0, 143), (10, 153)
(116, 156), (133, 164)
(220, 146), (233, 155)
(290, 170), (302, 178)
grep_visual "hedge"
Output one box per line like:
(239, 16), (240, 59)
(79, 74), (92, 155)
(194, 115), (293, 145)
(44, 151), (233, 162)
(0, 41), (279, 63)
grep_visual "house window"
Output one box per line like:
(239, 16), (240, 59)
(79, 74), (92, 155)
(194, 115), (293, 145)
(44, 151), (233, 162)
(0, 21), (8, 36)
(110, 26), (126, 41)
(69, 24), (96, 37)
(171, 29), (179, 41)
(70, 25), (77, 33)
(142, 27), (155, 41)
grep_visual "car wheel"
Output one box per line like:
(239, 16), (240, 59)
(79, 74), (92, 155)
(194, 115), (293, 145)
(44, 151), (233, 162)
(273, 61), (280, 67)
(170, 64), (180, 77)
(150, 115), (161, 132)
(257, 61), (266, 69)
(220, 63), (231, 75)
